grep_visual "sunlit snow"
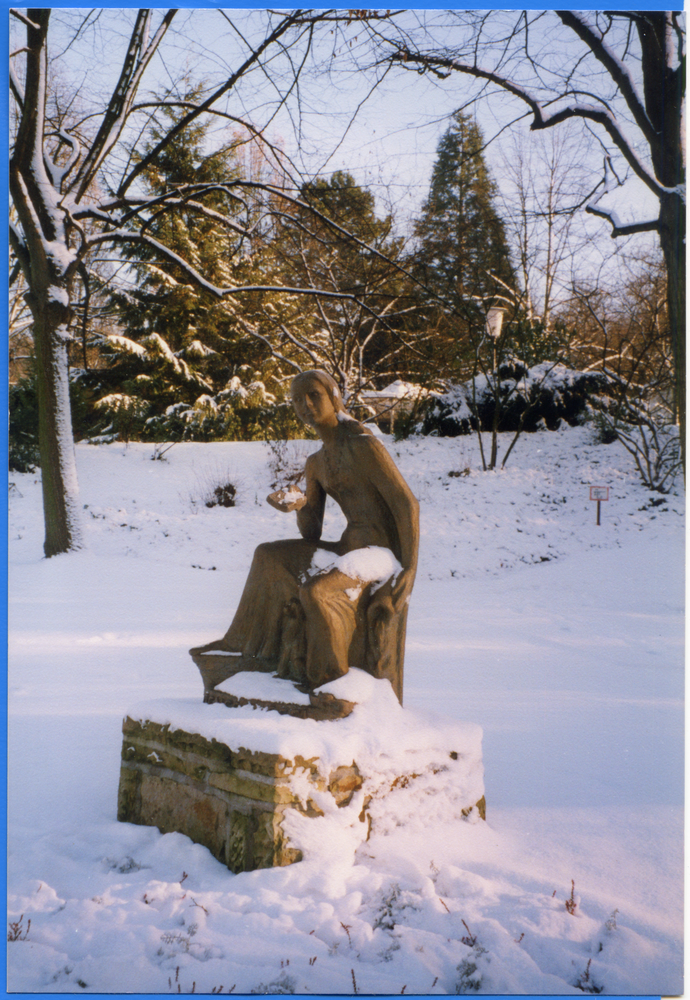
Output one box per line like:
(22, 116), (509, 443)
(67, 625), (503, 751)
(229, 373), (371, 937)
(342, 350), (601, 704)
(8, 427), (683, 994)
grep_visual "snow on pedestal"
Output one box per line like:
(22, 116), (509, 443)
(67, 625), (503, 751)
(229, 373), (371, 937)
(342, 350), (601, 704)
(117, 669), (485, 873)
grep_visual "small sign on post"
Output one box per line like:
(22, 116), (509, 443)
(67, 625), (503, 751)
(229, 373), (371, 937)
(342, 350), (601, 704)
(589, 486), (609, 525)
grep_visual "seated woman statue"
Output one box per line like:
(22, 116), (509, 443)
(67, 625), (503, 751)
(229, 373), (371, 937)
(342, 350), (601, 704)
(191, 370), (419, 704)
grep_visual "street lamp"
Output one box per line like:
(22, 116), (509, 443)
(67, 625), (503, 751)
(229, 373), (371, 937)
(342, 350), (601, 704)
(485, 306), (505, 371)
(485, 306), (505, 339)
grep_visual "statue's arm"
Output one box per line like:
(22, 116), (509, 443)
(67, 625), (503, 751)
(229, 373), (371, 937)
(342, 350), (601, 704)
(362, 437), (419, 608)
(297, 454), (326, 541)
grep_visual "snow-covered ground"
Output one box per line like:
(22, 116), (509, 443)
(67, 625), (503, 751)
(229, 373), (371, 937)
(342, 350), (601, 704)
(8, 426), (684, 995)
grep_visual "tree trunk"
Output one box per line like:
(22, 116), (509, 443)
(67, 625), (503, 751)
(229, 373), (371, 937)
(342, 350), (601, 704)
(10, 8), (83, 556)
(28, 290), (84, 556)
(658, 190), (686, 466)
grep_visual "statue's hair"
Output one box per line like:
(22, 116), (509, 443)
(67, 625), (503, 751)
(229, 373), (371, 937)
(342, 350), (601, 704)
(290, 370), (373, 436)
(291, 370), (347, 412)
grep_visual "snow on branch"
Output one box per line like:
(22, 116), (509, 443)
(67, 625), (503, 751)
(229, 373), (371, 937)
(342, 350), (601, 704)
(125, 196), (250, 239)
(113, 184), (249, 226)
(9, 62), (25, 109)
(9, 9), (40, 30)
(49, 129), (82, 189)
(278, 323), (325, 367)
(239, 327), (304, 374)
(84, 228), (403, 335)
(9, 219), (28, 255)
(86, 229), (231, 297)
(586, 205), (661, 237)
(585, 155), (661, 236)
(102, 334), (147, 357)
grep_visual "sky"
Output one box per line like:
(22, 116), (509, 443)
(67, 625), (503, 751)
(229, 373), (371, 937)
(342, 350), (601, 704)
(13, 7), (663, 232)
(7, 4), (664, 322)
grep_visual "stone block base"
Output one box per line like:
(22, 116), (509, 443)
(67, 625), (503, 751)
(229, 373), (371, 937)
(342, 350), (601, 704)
(117, 675), (485, 874)
(117, 717), (363, 873)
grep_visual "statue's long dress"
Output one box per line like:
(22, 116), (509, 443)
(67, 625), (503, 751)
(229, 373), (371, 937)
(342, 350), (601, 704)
(222, 537), (358, 686)
(222, 438), (408, 701)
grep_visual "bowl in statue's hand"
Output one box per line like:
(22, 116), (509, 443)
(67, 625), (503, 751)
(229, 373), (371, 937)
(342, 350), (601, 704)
(266, 487), (308, 512)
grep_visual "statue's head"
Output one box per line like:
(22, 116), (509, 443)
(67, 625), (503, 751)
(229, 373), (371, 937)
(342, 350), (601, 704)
(290, 370), (347, 428)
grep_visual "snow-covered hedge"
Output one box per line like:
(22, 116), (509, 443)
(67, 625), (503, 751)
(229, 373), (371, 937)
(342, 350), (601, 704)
(419, 362), (613, 437)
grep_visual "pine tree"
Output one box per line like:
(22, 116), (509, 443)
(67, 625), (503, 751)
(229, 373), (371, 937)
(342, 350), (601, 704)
(415, 111), (516, 307)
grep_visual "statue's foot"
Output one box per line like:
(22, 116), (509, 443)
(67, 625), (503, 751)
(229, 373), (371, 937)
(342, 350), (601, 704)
(189, 638), (242, 657)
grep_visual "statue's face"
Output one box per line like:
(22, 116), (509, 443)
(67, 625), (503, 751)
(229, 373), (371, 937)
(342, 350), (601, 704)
(291, 378), (337, 429)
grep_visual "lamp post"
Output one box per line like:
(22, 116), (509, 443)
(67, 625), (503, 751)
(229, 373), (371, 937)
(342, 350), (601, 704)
(484, 306), (506, 469)
(485, 306), (505, 372)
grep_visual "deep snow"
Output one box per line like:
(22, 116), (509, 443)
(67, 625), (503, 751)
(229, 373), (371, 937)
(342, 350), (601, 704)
(7, 426), (684, 995)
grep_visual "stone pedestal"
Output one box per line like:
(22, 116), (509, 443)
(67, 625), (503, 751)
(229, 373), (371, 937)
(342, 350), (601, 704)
(117, 716), (363, 873)
(117, 670), (485, 874)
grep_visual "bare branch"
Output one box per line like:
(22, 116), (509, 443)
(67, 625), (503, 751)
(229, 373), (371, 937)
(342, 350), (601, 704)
(117, 10), (317, 197)
(556, 11), (657, 149)
(388, 48), (669, 199)
(585, 206), (660, 237)
(9, 9), (40, 30)
(69, 9), (178, 201)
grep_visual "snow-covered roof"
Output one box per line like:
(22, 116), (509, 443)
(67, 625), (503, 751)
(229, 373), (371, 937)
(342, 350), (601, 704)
(361, 380), (427, 400)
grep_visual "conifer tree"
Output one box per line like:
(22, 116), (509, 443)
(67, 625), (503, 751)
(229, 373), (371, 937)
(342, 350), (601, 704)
(86, 94), (275, 435)
(267, 171), (414, 399)
(111, 91), (264, 375)
(413, 111), (517, 372)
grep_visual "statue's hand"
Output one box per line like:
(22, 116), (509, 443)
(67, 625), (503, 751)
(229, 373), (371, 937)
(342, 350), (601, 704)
(266, 487), (308, 513)
(390, 568), (415, 612)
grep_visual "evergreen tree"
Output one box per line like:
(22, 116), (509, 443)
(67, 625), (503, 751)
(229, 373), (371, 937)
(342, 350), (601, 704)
(111, 91), (264, 372)
(84, 91), (281, 438)
(411, 112), (517, 380)
(415, 111), (516, 307)
(266, 171), (414, 399)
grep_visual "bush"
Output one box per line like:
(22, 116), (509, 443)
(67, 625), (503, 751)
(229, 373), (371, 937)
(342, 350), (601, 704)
(9, 367), (112, 471)
(205, 483), (237, 508)
(419, 362), (615, 438)
(601, 408), (681, 492)
(135, 380), (310, 444)
(188, 464), (243, 512)
(9, 374), (41, 472)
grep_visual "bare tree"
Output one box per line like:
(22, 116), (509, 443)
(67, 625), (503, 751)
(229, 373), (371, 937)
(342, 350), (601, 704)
(498, 127), (599, 331)
(372, 10), (685, 463)
(564, 252), (679, 491)
(255, 172), (423, 402)
(8, 7), (394, 555)
(563, 249), (673, 392)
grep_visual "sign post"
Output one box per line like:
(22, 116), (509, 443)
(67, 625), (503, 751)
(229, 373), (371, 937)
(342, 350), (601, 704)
(589, 486), (609, 525)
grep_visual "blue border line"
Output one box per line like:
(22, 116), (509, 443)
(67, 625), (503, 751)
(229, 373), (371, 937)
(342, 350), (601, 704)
(3, 1), (679, 998)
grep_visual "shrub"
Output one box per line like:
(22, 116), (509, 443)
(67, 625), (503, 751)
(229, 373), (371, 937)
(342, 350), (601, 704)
(419, 363), (614, 438)
(189, 466), (242, 512)
(139, 381), (309, 445)
(595, 397), (681, 493)
(205, 483), (237, 508)
(9, 375), (40, 472)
